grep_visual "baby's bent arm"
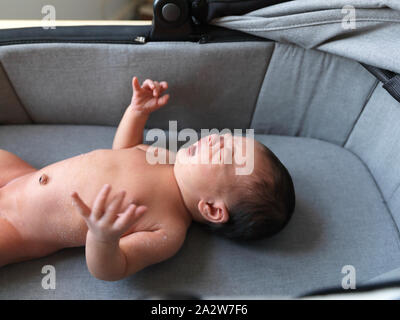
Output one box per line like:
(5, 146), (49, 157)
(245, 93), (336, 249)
(86, 228), (185, 281)
(112, 77), (169, 150)
(71, 184), (183, 281)
(112, 107), (149, 150)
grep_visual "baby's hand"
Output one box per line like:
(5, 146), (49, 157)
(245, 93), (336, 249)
(130, 76), (169, 115)
(70, 184), (147, 243)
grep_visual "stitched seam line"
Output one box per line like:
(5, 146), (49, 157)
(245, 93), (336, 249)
(0, 61), (34, 123)
(389, 182), (400, 201)
(345, 146), (400, 244)
(237, 18), (400, 32)
(248, 41), (276, 130)
(343, 79), (379, 147)
(342, 79), (400, 243)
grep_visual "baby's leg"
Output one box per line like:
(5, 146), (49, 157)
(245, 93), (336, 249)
(0, 216), (29, 267)
(0, 215), (61, 267)
(0, 149), (37, 187)
(0, 215), (62, 267)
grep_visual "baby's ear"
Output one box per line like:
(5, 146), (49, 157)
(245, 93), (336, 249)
(197, 199), (209, 218)
(215, 203), (229, 224)
(198, 199), (229, 224)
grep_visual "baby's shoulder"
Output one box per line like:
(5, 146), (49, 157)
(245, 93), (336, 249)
(134, 144), (176, 163)
(156, 205), (191, 241)
(158, 209), (190, 236)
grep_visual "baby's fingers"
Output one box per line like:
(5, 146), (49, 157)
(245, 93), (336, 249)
(160, 81), (168, 90)
(114, 204), (147, 233)
(142, 79), (154, 92)
(157, 94), (170, 108)
(132, 76), (141, 92)
(142, 79), (163, 97)
(71, 192), (90, 219)
(152, 81), (161, 97)
(92, 184), (112, 219)
(102, 190), (126, 222)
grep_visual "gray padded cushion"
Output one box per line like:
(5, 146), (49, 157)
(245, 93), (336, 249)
(250, 42), (378, 146)
(366, 267), (400, 285)
(0, 42), (274, 130)
(0, 42), (380, 147)
(0, 62), (31, 124)
(211, 0), (400, 74)
(345, 84), (400, 229)
(0, 125), (399, 299)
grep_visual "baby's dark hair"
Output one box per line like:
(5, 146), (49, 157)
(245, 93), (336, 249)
(202, 143), (295, 241)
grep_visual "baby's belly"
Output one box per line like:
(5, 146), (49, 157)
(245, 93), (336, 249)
(0, 148), (176, 250)
(0, 149), (150, 248)
(0, 170), (88, 247)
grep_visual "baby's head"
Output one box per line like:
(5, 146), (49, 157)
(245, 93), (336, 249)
(173, 133), (295, 241)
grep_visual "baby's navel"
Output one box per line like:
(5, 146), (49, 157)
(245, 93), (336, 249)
(39, 173), (49, 185)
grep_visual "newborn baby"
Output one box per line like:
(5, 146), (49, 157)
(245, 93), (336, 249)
(0, 77), (295, 280)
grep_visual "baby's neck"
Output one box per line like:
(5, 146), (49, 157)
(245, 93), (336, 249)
(171, 169), (206, 224)
(158, 164), (195, 225)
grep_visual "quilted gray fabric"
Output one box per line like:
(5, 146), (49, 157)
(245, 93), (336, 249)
(345, 84), (400, 229)
(0, 42), (274, 130)
(0, 14), (399, 296)
(0, 126), (399, 299)
(250, 42), (377, 145)
(211, 0), (400, 73)
(0, 62), (31, 124)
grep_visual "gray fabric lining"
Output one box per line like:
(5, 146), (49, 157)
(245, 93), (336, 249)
(343, 79), (380, 146)
(248, 42), (276, 127)
(0, 42), (275, 130)
(250, 42), (377, 145)
(0, 27), (399, 296)
(211, 0), (400, 74)
(345, 84), (400, 229)
(346, 141), (400, 241)
(0, 62), (32, 124)
(1, 126), (399, 298)
(366, 267), (400, 285)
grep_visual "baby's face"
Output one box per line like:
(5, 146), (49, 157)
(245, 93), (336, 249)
(174, 133), (258, 198)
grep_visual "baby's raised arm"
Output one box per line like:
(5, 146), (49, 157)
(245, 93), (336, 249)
(70, 184), (184, 281)
(112, 77), (169, 150)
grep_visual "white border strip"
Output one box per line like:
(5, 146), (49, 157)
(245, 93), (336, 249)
(0, 19), (152, 30)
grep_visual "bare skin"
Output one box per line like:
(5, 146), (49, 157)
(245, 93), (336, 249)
(0, 77), (191, 280)
(0, 76), (261, 280)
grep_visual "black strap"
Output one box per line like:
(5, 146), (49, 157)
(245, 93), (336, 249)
(361, 63), (400, 104)
(383, 75), (400, 103)
(0, 25), (151, 46)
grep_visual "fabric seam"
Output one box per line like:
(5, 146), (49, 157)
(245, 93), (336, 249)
(339, 77), (400, 243)
(238, 18), (400, 32)
(248, 42), (276, 129)
(344, 145), (400, 245)
(389, 181), (400, 201)
(343, 79), (379, 147)
(0, 61), (34, 123)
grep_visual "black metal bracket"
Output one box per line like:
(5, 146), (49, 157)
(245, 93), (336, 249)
(150, 0), (195, 41)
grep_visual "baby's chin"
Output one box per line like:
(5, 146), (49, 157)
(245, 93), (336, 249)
(174, 147), (189, 166)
